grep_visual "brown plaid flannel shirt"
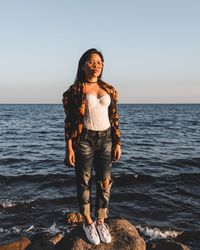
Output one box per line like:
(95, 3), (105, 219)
(62, 80), (121, 150)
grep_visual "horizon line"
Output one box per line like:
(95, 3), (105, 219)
(0, 103), (199, 105)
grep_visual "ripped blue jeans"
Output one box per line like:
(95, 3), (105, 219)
(75, 127), (113, 219)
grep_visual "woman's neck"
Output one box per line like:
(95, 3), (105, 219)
(85, 77), (98, 83)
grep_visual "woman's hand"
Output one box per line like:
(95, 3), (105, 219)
(113, 144), (121, 161)
(64, 139), (75, 167)
(67, 148), (75, 167)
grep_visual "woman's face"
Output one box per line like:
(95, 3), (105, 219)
(82, 53), (104, 80)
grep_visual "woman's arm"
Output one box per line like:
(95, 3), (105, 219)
(62, 86), (75, 142)
(62, 86), (76, 167)
(65, 139), (75, 167)
(110, 88), (121, 161)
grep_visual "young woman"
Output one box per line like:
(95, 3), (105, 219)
(62, 48), (121, 245)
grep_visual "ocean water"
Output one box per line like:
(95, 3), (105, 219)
(0, 104), (200, 249)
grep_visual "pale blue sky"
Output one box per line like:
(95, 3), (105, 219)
(1, 0), (200, 103)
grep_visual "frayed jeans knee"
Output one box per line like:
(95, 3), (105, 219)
(75, 127), (113, 219)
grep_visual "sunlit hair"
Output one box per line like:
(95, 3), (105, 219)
(74, 48), (104, 83)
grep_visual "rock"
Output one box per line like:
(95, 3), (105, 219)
(146, 241), (156, 249)
(54, 218), (146, 250)
(0, 233), (64, 250)
(0, 218), (191, 250)
(146, 239), (190, 250)
(49, 234), (64, 245)
(65, 212), (85, 225)
(25, 234), (54, 250)
(155, 240), (189, 250)
(0, 237), (31, 250)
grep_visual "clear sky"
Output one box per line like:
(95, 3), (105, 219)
(1, 0), (200, 103)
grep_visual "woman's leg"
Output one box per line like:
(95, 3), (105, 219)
(75, 137), (95, 224)
(95, 160), (113, 244)
(94, 132), (113, 221)
(95, 176), (113, 220)
(96, 178), (110, 224)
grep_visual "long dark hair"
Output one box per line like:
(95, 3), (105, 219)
(74, 48), (104, 83)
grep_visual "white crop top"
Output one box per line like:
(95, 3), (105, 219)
(83, 94), (111, 131)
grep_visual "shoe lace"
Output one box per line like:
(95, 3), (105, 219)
(88, 224), (96, 239)
(99, 223), (110, 236)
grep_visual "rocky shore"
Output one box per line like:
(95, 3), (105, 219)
(0, 216), (190, 250)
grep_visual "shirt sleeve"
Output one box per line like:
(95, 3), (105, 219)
(110, 88), (121, 147)
(62, 86), (75, 142)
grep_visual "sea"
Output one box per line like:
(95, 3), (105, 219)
(0, 104), (199, 249)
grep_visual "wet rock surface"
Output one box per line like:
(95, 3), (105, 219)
(0, 237), (31, 250)
(54, 218), (146, 250)
(0, 217), (191, 250)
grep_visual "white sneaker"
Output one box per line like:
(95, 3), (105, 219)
(83, 221), (100, 245)
(96, 221), (112, 243)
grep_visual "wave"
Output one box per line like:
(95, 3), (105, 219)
(137, 224), (200, 247)
(113, 172), (200, 187)
(0, 228), (8, 233)
(0, 158), (62, 165)
(168, 157), (200, 168)
(31, 130), (49, 134)
(0, 197), (77, 210)
(2, 200), (17, 208)
(0, 158), (31, 164)
(1, 173), (151, 184)
(0, 222), (67, 243)
(136, 225), (182, 240)
(1, 199), (35, 209)
(113, 173), (154, 185)
(1, 222), (199, 241)
(1, 172), (200, 186)
(177, 229), (200, 240)
(0, 173), (69, 182)
(176, 173), (200, 185)
(22, 222), (67, 235)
